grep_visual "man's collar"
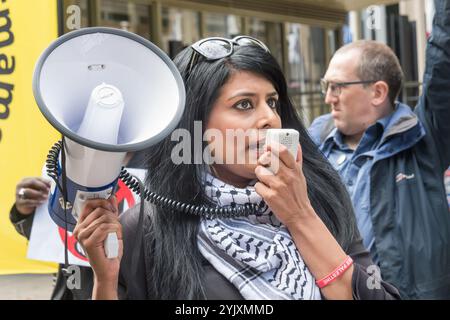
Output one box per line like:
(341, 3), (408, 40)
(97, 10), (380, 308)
(323, 127), (350, 150)
(375, 109), (395, 130)
(322, 102), (420, 149)
(323, 112), (392, 150)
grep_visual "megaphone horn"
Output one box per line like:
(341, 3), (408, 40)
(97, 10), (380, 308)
(33, 27), (186, 259)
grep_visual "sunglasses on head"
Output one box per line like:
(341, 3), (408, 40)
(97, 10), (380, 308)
(187, 36), (270, 75)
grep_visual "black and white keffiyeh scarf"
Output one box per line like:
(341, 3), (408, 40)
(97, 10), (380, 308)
(197, 172), (321, 300)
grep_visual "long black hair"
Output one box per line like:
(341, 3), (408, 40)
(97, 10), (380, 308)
(143, 44), (358, 299)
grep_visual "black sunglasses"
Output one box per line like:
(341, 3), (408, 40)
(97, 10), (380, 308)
(187, 36), (270, 75)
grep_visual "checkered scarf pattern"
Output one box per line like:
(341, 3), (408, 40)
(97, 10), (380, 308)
(197, 172), (321, 300)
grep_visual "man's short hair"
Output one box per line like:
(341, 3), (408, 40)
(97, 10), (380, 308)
(334, 40), (404, 106)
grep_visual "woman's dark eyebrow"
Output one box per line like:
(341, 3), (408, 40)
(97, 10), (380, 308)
(227, 91), (278, 101)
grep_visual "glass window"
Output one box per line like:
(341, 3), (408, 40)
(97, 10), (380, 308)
(98, 0), (151, 39)
(285, 23), (336, 124)
(203, 13), (242, 38)
(161, 7), (201, 58)
(247, 18), (283, 69)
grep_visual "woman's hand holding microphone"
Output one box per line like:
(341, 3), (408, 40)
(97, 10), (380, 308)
(254, 142), (316, 227)
(254, 142), (354, 299)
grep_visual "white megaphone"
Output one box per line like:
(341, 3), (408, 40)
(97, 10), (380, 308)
(32, 27), (185, 259)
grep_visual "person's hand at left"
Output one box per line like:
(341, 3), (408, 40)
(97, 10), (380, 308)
(15, 177), (51, 215)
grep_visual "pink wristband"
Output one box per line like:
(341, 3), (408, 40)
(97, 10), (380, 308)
(315, 256), (354, 289)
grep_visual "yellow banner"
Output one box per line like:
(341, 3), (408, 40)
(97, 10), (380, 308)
(0, 0), (59, 274)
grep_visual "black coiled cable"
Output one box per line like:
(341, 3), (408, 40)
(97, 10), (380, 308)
(119, 169), (257, 218)
(46, 140), (258, 218)
(46, 139), (71, 278)
(46, 140), (63, 193)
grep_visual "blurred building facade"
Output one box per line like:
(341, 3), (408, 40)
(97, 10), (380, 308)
(59, 0), (435, 124)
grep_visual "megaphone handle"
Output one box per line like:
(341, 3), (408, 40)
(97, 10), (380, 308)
(104, 232), (119, 259)
(74, 194), (119, 259)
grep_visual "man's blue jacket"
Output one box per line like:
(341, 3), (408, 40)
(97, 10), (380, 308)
(308, 0), (450, 299)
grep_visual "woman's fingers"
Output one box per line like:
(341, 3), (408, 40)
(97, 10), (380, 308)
(295, 143), (303, 168)
(78, 198), (117, 224)
(80, 196), (118, 223)
(78, 221), (123, 248)
(266, 142), (297, 169)
(83, 225), (124, 263)
(109, 196), (118, 215)
(74, 208), (111, 238)
(254, 181), (276, 202)
(255, 165), (276, 185)
(74, 208), (121, 239)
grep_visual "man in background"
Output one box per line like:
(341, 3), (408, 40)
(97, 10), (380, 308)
(309, 0), (450, 299)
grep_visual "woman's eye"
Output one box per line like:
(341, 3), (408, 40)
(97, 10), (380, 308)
(267, 97), (279, 109)
(234, 100), (253, 110)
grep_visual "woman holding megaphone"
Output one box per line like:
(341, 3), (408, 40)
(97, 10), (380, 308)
(74, 36), (400, 300)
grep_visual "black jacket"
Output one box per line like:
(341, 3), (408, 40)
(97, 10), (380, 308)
(9, 205), (93, 300)
(118, 203), (400, 300)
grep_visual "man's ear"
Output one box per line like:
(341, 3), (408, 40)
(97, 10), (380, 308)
(371, 81), (389, 106)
